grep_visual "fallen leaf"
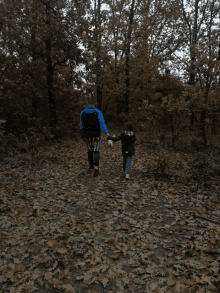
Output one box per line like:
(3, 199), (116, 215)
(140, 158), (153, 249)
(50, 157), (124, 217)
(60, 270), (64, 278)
(62, 284), (76, 293)
(107, 268), (118, 279)
(44, 271), (53, 281)
(101, 277), (108, 288)
(167, 273), (175, 286)
(76, 276), (84, 281)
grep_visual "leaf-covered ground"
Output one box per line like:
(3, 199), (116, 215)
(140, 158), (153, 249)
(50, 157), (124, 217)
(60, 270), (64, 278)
(0, 129), (220, 293)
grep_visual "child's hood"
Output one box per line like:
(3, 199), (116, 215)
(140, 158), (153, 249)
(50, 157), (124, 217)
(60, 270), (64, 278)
(124, 131), (134, 136)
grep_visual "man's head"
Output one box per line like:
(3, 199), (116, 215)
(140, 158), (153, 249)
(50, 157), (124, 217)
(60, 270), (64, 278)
(88, 96), (95, 107)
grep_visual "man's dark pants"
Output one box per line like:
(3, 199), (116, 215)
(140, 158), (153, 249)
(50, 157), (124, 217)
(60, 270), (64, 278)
(87, 136), (100, 169)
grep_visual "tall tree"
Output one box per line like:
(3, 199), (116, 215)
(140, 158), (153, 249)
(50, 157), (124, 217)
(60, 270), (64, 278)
(124, 0), (135, 115)
(180, 0), (220, 144)
(0, 0), (84, 134)
(45, 0), (57, 127)
(95, 0), (103, 110)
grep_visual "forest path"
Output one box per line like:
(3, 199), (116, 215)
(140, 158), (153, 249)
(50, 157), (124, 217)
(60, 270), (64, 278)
(0, 129), (220, 293)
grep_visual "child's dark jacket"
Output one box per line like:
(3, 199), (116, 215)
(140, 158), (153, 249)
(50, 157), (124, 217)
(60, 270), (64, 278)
(107, 131), (136, 156)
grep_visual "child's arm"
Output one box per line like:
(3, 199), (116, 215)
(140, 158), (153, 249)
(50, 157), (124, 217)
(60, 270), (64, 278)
(107, 134), (121, 142)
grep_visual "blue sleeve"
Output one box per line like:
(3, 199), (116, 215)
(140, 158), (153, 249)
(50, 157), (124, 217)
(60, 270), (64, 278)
(97, 110), (108, 134)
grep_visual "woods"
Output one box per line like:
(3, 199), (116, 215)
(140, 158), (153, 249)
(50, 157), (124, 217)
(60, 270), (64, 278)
(0, 1), (220, 292)
(0, 0), (219, 146)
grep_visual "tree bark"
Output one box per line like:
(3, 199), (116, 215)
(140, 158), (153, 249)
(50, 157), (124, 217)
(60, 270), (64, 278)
(95, 0), (102, 111)
(170, 116), (175, 147)
(124, 0), (135, 115)
(31, 31), (37, 120)
(200, 108), (207, 146)
(190, 110), (196, 128)
(188, 0), (199, 86)
(45, 2), (57, 128)
(199, 3), (215, 147)
(112, 0), (123, 116)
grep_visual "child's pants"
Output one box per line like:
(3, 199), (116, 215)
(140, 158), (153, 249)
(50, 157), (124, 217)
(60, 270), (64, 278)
(123, 155), (133, 175)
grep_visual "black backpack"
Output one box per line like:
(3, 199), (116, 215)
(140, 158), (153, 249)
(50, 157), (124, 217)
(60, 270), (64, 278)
(81, 111), (100, 138)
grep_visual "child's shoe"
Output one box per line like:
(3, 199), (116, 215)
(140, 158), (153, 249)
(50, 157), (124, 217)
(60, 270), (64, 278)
(93, 166), (99, 177)
(126, 174), (130, 180)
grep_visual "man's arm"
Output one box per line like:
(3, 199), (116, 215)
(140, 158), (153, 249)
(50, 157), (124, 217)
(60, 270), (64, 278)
(79, 111), (83, 129)
(79, 111), (86, 139)
(97, 110), (109, 134)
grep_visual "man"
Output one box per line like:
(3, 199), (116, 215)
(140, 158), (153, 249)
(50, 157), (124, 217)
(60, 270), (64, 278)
(80, 101), (109, 177)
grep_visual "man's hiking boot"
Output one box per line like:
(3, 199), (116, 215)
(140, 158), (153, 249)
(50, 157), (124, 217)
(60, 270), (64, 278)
(90, 168), (94, 174)
(93, 166), (99, 177)
(126, 174), (130, 180)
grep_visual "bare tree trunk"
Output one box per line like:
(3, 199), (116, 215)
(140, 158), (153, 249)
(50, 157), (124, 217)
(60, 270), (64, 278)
(31, 31), (37, 120)
(45, 2), (57, 128)
(190, 110), (196, 127)
(125, 0), (135, 115)
(112, 0), (123, 116)
(182, 0), (204, 140)
(170, 116), (175, 147)
(95, 0), (102, 110)
(200, 109), (207, 146)
(187, 0), (199, 86)
(199, 2), (216, 147)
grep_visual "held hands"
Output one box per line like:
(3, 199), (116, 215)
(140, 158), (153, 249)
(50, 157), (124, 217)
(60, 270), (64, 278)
(106, 133), (113, 147)
(106, 133), (116, 147)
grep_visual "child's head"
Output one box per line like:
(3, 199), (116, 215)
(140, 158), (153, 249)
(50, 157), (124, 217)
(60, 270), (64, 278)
(124, 121), (133, 132)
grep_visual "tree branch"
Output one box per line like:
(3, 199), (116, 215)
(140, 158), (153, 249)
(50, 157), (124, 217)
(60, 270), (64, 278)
(192, 214), (220, 225)
(197, 0), (210, 35)
(180, 0), (192, 36)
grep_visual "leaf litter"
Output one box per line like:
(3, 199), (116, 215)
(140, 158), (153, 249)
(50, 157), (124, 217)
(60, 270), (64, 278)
(0, 130), (220, 293)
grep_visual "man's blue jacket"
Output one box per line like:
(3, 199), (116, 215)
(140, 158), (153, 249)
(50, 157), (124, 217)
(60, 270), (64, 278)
(80, 106), (108, 137)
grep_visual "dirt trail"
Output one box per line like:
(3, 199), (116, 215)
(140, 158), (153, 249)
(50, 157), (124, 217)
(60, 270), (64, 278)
(0, 130), (220, 293)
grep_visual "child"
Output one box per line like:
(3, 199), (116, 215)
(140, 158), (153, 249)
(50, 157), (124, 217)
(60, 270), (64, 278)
(107, 122), (136, 180)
